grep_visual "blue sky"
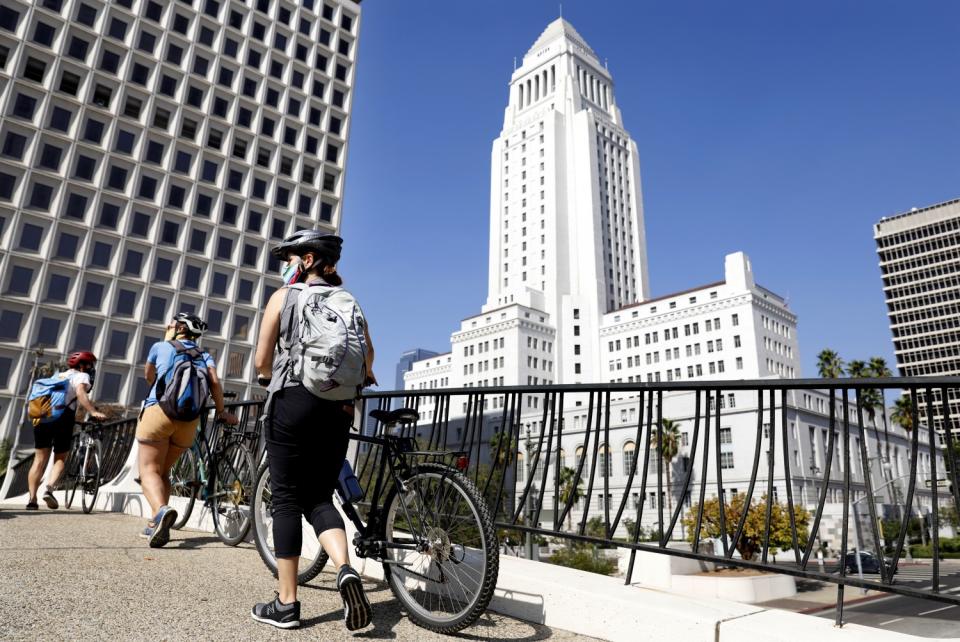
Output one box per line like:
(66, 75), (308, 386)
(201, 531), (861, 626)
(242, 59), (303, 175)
(335, 1), (960, 387)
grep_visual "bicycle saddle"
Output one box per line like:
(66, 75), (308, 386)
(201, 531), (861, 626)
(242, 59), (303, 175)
(369, 408), (420, 425)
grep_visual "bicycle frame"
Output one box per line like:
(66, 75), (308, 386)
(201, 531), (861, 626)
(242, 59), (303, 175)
(193, 421), (256, 502)
(342, 429), (467, 560)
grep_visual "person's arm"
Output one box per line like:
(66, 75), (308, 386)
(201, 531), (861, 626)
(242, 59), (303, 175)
(207, 366), (238, 425)
(144, 362), (157, 386)
(76, 384), (106, 421)
(363, 324), (377, 386)
(255, 288), (286, 385)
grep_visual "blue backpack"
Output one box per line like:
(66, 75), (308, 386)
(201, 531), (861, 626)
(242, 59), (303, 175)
(155, 340), (211, 422)
(27, 375), (71, 426)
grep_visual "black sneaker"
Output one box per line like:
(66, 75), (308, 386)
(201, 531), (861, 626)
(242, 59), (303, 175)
(25, 501), (39, 511)
(251, 593), (300, 629)
(337, 565), (371, 631)
(42, 489), (59, 510)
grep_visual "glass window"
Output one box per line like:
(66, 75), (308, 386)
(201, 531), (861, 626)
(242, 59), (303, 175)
(190, 228), (207, 252)
(137, 30), (156, 54)
(71, 323), (98, 352)
(89, 241), (112, 268)
(153, 107), (170, 130)
(146, 141), (165, 164)
(124, 95), (143, 118)
(13, 94), (38, 119)
(161, 221), (179, 245)
(167, 184), (185, 208)
(49, 107), (72, 132)
(138, 175), (157, 199)
(115, 129), (135, 153)
(154, 257), (173, 283)
(68, 37), (90, 61)
(232, 314), (250, 340)
(212, 272), (229, 296)
(92, 84), (113, 108)
(216, 236), (233, 259)
(82, 281), (104, 309)
(108, 18), (128, 41)
(76, 4), (97, 27)
(34, 317), (60, 347)
(29, 183), (53, 210)
(147, 295), (167, 321)
(166, 43), (183, 64)
(74, 155), (96, 180)
(0, 309), (23, 341)
(1, 132), (26, 159)
(145, 1), (163, 21)
(55, 232), (79, 259)
(173, 14), (189, 34)
(99, 203), (120, 229)
(113, 289), (137, 317)
(206, 308), (223, 334)
(32, 22), (55, 46)
(196, 193), (213, 217)
(129, 63), (149, 85)
(123, 249), (143, 275)
(183, 265), (202, 289)
(7, 265), (32, 295)
(222, 201), (239, 225)
(237, 278), (253, 302)
(46, 274), (70, 302)
(130, 212), (150, 237)
(107, 166), (128, 190)
(107, 329), (129, 358)
(242, 244), (258, 266)
(84, 119), (105, 143)
(99, 372), (122, 402)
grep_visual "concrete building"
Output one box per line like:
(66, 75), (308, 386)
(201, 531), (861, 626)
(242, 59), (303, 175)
(395, 347), (438, 391)
(875, 198), (960, 436)
(0, 0), (362, 444)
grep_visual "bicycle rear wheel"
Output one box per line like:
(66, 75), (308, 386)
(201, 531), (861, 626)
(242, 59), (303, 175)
(169, 448), (198, 529)
(381, 463), (499, 633)
(81, 444), (101, 514)
(252, 463), (329, 585)
(64, 442), (82, 509)
(211, 442), (255, 546)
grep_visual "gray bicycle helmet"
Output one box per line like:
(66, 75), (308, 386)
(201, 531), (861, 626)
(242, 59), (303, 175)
(270, 230), (342, 263)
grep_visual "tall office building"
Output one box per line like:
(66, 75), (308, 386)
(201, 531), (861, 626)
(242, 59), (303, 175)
(0, 0), (362, 445)
(875, 198), (960, 435)
(395, 348), (438, 391)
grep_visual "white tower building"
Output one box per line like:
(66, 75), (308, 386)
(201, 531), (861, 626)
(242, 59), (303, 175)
(485, 18), (649, 385)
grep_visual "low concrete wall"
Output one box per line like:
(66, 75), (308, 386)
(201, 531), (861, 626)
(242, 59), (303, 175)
(670, 572), (796, 603)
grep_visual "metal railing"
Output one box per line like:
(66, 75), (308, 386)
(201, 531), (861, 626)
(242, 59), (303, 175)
(355, 377), (960, 623)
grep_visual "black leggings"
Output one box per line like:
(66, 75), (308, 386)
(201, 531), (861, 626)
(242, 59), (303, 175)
(266, 385), (353, 558)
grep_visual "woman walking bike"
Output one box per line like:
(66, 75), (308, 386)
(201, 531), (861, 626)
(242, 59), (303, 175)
(26, 351), (106, 510)
(252, 231), (376, 631)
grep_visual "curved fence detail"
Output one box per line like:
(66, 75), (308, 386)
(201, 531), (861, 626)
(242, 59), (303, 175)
(356, 377), (960, 620)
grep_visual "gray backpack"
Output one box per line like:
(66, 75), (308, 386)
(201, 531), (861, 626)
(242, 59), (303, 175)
(288, 282), (368, 401)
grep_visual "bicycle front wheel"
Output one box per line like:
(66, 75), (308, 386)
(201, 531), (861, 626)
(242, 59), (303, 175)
(252, 463), (329, 585)
(381, 463), (499, 634)
(169, 448), (198, 529)
(81, 445), (101, 514)
(211, 442), (255, 546)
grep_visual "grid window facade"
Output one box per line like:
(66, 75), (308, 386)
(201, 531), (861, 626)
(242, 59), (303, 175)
(0, 0), (360, 433)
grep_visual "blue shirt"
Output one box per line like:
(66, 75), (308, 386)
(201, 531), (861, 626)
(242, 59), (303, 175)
(144, 340), (216, 407)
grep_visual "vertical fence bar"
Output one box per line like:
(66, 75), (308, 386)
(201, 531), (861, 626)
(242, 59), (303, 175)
(664, 389), (702, 543)
(693, 390), (712, 553)
(730, 387), (765, 556)
(855, 388), (888, 584)
(623, 389), (648, 584)
(836, 388), (852, 628)
(558, 391), (594, 532)
(714, 388), (731, 557)
(553, 392), (565, 533)
(940, 387), (960, 530)
(803, 394), (837, 568)
(927, 387), (940, 593)
(762, 389), (776, 564)
(890, 387), (920, 573)
(656, 389), (664, 543)
(580, 393), (605, 536)
(781, 389), (801, 565)
(604, 389), (612, 538)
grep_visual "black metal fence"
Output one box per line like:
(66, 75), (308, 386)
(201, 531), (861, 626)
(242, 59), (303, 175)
(356, 377), (960, 621)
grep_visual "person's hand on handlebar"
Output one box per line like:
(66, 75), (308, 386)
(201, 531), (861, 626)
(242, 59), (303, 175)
(217, 409), (239, 426)
(89, 409), (107, 422)
(363, 372), (378, 387)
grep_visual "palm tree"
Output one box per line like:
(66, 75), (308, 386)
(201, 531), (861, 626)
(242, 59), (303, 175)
(655, 418), (682, 530)
(848, 359), (886, 478)
(817, 349), (845, 379)
(891, 395), (914, 433)
(557, 466), (584, 531)
(869, 357), (894, 461)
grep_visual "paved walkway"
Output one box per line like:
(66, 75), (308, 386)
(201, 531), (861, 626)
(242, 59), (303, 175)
(0, 507), (598, 641)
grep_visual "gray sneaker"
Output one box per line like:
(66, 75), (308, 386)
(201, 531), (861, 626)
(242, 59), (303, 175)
(42, 489), (59, 510)
(337, 565), (371, 631)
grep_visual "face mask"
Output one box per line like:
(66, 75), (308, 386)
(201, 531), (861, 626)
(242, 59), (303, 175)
(280, 257), (303, 285)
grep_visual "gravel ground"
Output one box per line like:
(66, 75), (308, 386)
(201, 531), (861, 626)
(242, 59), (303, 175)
(0, 508), (599, 641)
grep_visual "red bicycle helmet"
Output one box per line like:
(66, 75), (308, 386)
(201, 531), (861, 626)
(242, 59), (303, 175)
(67, 351), (98, 368)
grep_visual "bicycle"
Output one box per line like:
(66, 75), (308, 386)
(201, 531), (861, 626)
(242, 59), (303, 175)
(252, 407), (499, 634)
(166, 415), (257, 545)
(62, 423), (103, 514)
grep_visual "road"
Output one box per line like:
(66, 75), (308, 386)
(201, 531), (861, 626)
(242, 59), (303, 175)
(814, 560), (960, 638)
(0, 507), (599, 641)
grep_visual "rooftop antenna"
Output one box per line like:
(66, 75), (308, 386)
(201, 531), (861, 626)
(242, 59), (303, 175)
(513, 56), (517, 71)
(559, 3), (563, 18)
(605, 58), (609, 69)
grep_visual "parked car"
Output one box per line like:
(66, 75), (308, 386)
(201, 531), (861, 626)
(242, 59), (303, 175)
(840, 551), (896, 575)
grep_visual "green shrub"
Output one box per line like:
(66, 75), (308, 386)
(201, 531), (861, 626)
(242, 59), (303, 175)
(546, 545), (618, 575)
(0, 437), (12, 477)
(909, 545), (960, 559)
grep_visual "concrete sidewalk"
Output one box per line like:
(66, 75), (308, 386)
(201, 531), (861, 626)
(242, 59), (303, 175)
(0, 507), (597, 641)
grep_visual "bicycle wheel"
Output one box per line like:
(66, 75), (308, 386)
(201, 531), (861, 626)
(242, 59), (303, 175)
(381, 463), (499, 633)
(211, 442), (255, 546)
(64, 442), (82, 509)
(252, 463), (329, 585)
(169, 448), (198, 529)
(81, 444), (101, 514)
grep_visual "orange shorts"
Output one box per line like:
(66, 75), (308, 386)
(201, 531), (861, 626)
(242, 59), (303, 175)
(135, 404), (199, 448)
